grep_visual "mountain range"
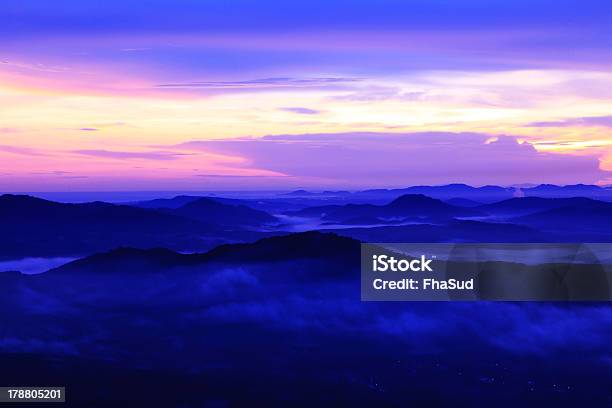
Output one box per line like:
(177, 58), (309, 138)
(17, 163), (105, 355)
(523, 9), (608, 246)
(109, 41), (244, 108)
(287, 194), (482, 223)
(165, 197), (278, 227)
(353, 183), (515, 202)
(2, 191), (612, 406)
(0, 194), (275, 258)
(522, 183), (612, 199)
(476, 196), (612, 216)
(278, 183), (612, 203)
(4, 185), (612, 261)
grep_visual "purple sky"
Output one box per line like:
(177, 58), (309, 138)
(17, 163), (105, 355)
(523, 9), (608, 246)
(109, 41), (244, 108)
(1, 1), (611, 190)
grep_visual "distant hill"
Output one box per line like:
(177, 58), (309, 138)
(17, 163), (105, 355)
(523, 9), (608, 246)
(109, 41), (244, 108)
(0, 194), (247, 259)
(327, 219), (548, 243)
(287, 194), (482, 222)
(125, 195), (280, 227)
(132, 195), (204, 209)
(282, 189), (316, 196)
(169, 198), (278, 227)
(133, 195), (259, 209)
(353, 184), (515, 203)
(444, 198), (484, 207)
(521, 184), (612, 200)
(512, 206), (612, 233)
(0, 194), (213, 229)
(321, 190), (351, 195)
(478, 196), (612, 216)
(133, 194), (316, 214)
(321, 216), (399, 226)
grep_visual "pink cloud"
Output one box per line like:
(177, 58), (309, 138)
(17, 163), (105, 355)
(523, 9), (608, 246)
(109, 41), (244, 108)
(177, 132), (610, 187)
(0, 145), (46, 156)
(72, 149), (192, 161)
(527, 115), (612, 128)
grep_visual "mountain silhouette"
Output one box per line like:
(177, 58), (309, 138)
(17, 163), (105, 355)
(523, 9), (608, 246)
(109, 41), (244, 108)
(513, 205), (612, 233)
(134, 195), (258, 210)
(288, 194), (482, 222)
(478, 196), (612, 216)
(169, 198), (278, 227)
(522, 184), (612, 200)
(444, 197), (484, 207)
(49, 231), (360, 276)
(133, 195), (203, 209)
(0, 194), (226, 258)
(327, 219), (547, 243)
(354, 183), (515, 202)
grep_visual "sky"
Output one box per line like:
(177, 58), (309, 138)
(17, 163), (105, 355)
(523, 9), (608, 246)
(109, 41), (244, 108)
(1, 0), (612, 191)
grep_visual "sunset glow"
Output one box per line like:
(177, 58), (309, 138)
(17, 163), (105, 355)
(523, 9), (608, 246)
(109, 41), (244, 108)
(1, 1), (611, 190)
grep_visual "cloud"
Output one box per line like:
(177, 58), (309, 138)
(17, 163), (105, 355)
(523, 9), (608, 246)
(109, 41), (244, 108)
(0, 337), (79, 356)
(0, 59), (71, 73)
(3, 2), (612, 104)
(79, 127), (98, 131)
(0, 145), (45, 156)
(0, 257), (76, 274)
(156, 77), (360, 92)
(25, 171), (88, 179)
(120, 47), (151, 52)
(177, 132), (610, 186)
(29, 171), (71, 175)
(332, 87), (429, 102)
(195, 174), (288, 178)
(527, 115), (612, 128)
(192, 266), (612, 356)
(459, 303), (612, 355)
(279, 107), (322, 115)
(72, 149), (191, 161)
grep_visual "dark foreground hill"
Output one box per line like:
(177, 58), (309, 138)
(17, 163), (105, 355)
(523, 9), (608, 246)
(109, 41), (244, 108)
(51, 231), (359, 276)
(0, 231), (610, 406)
